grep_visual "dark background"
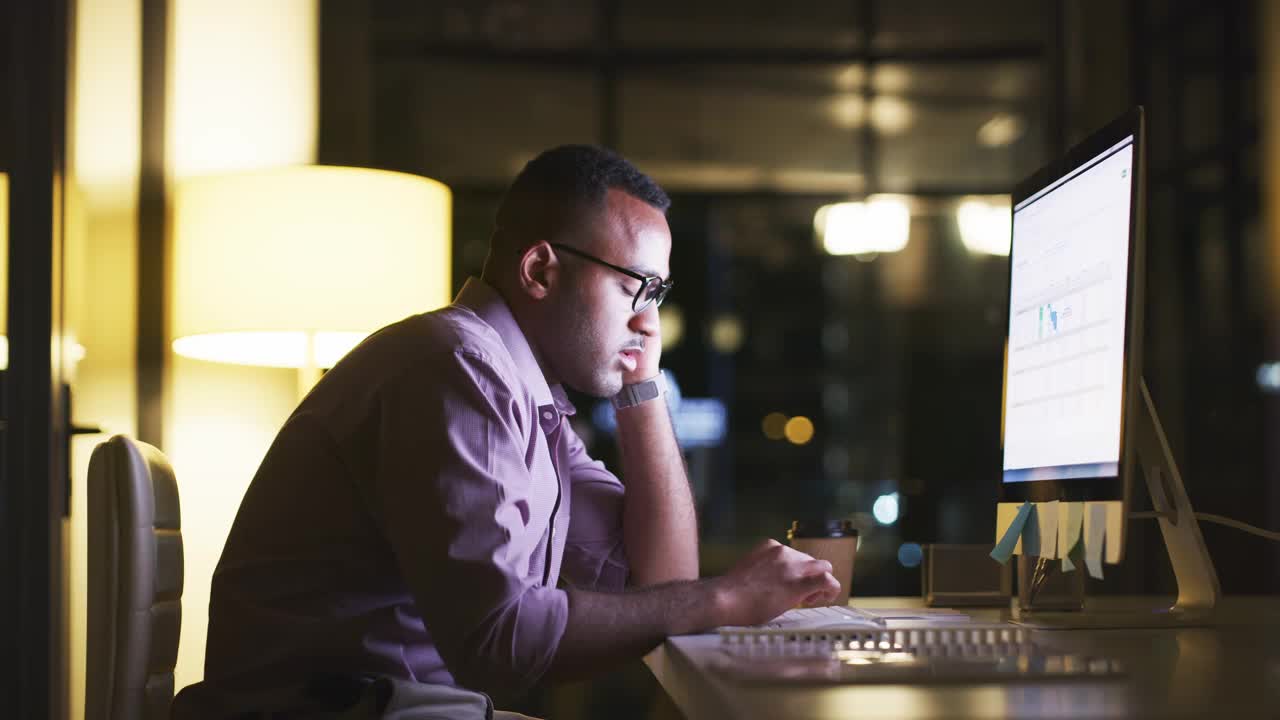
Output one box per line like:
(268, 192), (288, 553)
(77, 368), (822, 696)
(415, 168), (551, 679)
(3, 1), (1275, 718)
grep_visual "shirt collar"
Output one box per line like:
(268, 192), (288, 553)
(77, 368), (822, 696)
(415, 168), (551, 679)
(454, 277), (576, 418)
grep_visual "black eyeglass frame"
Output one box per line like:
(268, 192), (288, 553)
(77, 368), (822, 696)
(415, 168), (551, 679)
(549, 243), (674, 313)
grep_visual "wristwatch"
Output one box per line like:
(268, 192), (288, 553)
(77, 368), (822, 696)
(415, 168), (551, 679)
(611, 373), (666, 410)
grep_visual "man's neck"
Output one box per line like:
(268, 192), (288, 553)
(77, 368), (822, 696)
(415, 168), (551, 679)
(482, 274), (561, 388)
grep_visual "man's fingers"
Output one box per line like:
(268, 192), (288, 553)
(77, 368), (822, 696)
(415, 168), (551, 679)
(798, 573), (841, 607)
(811, 571), (841, 601)
(811, 559), (833, 575)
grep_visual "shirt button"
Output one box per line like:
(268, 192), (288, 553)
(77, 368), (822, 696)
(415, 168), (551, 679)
(543, 411), (554, 421)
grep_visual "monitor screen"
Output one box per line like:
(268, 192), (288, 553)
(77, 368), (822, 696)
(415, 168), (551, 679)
(1002, 135), (1135, 485)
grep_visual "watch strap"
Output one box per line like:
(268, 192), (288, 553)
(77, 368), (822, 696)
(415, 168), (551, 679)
(611, 374), (666, 409)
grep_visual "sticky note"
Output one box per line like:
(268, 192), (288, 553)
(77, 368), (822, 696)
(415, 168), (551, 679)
(991, 501), (1032, 564)
(1104, 501), (1123, 564)
(1084, 502), (1107, 579)
(1059, 502), (1084, 572)
(1026, 500), (1060, 558)
(995, 502), (1026, 555)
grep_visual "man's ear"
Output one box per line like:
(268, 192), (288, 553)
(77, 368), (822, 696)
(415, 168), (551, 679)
(516, 241), (558, 301)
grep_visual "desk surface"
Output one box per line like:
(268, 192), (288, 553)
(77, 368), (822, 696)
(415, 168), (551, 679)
(644, 596), (1280, 719)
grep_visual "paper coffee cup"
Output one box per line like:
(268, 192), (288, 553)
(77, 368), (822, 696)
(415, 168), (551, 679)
(788, 519), (858, 606)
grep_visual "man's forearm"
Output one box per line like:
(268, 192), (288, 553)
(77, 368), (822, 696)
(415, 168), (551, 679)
(546, 581), (720, 682)
(614, 391), (699, 585)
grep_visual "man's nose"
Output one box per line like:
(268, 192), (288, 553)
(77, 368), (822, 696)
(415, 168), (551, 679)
(629, 300), (659, 337)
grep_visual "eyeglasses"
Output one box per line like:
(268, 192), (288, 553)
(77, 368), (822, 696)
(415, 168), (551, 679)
(550, 243), (673, 314)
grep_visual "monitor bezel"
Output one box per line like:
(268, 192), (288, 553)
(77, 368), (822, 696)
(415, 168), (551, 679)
(998, 106), (1145, 506)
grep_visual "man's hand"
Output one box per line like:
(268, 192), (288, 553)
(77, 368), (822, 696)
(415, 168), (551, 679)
(710, 539), (842, 627)
(548, 539), (842, 682)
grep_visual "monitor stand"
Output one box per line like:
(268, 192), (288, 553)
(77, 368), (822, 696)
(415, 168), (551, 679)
(1011, 377), (1221, 629)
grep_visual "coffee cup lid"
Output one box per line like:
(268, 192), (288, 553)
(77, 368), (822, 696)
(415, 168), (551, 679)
(788, 519), (858, 539)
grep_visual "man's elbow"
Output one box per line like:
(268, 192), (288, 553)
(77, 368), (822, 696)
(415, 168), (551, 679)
(443, 590), (568, 695)
(448, 651), (544, 698)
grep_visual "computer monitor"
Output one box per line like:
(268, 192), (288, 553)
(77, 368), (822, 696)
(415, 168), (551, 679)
(996, 107), (1221, 626)
(1001, 112), (1142, 509)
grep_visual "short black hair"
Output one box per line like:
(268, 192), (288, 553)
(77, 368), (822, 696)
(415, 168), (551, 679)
(491, 145), (670, 251)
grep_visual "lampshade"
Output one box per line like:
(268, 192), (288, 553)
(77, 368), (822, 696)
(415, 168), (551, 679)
(170, 165), (451, 371)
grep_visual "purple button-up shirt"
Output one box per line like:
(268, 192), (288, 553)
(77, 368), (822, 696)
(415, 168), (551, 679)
(203, 278), (629, 698)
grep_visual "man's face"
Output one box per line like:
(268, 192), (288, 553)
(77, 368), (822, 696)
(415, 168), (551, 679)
(542, 189), (671, 398)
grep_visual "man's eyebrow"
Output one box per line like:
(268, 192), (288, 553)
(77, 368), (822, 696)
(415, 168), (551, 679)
(627, 264), (666, 279)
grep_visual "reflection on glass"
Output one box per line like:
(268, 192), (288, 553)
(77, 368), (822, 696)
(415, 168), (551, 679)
(957, 197), (1013, 256)
(816, 196), (911, 257)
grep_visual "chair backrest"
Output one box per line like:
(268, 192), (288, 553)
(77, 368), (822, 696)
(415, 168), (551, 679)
(86, 435), (184, 720)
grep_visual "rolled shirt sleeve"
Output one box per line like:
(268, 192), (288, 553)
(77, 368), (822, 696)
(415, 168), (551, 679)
(370, 349), (568, 695)
(558, 422), (630, 592)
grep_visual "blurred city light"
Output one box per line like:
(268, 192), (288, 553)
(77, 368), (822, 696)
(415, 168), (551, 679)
(784, 416), (815, 445)
(873, 492), (900, 525)
(956, 197), (1012, 256)
(1258, 362), (1280, 393)
(897, 542), (924, 568)
(708, 313), (744, 353)
(762, 412), (788, 440)
(828, 95), (866, 129)
(977, 112), (1026, 147)
(816, 196), (911, 257)
(869, 96), (913, 134)
(659, 304), (684, 350)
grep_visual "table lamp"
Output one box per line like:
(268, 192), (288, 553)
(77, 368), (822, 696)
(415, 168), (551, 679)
(170, 165), (451, 397)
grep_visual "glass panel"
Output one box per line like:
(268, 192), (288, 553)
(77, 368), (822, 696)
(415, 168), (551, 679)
(374, 0), (599, 51)
(1182, 8), (1223, 58)
(64, 0), (143, 714)
(878, 103), (1043, 190)
(1147, 54), (1175, 175)
(873, 0), (1043, 52)
(619, 65), (864, 193)
(1182, 71), (1221, 154)
(616, 0), (862, 51)
(1242, 212), (1264, 316)
(872, 61), (1041, 101)
(1237, 0), (1258, 55)
(1187, 161), (1225, 193)
(374, 61), (600, 185)
(1197, 203), (1228, 340)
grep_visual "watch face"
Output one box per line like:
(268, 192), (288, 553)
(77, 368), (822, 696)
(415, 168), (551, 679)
(637, 381), (660, 402)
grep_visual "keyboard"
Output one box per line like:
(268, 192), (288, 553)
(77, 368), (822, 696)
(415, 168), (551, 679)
(758, 605), (887, 629)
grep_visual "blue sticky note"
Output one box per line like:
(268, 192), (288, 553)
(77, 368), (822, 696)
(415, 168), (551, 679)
(990, 501), (1033, 564)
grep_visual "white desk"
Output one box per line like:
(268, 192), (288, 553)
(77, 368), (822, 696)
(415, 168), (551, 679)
(644, 596), (1280, 719)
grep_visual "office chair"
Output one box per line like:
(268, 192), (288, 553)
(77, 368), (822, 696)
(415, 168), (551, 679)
(86, 435), (184, 720)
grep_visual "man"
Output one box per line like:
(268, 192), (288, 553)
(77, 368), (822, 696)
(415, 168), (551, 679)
(174, 145), (839, 719)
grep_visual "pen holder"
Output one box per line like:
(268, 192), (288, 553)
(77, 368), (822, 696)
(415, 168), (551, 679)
(1015, 554), (1085, 612)
(921, 544), (1012, 607)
